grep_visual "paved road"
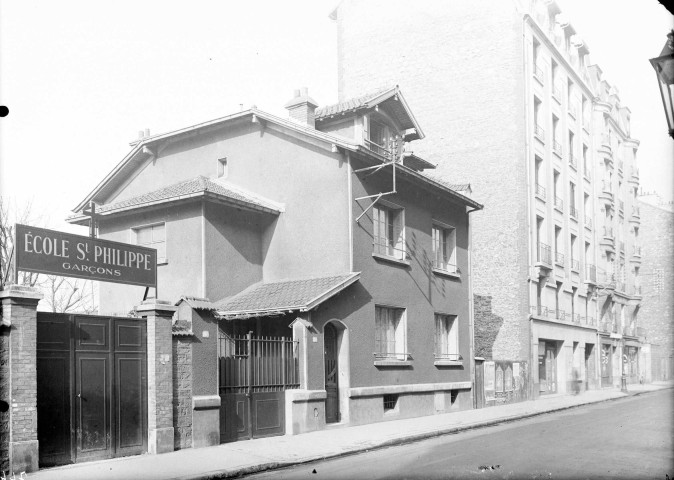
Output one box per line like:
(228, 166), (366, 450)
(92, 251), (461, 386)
(245, 390), (673, 480)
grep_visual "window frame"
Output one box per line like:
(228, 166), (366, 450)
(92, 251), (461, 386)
(133, 222), (167, 265)
(374, 305), (409, 365)
(431, 221), (458, 277)
(434, 313), (461, 366)
(372, 201), (407, 264)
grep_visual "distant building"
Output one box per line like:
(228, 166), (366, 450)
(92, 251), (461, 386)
(331, 0), (643, 400)
(638, 193), (674, 381)
(69, 87), (482, 446)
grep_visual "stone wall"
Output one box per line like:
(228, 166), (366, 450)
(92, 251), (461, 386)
(0, 327), (9, 473)
(172, 337), (193, 449)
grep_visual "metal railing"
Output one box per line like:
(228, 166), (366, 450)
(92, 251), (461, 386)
(587, 317), (596, 327)
(585, 264), (597, 283)
(535, 183), (546, 199)
(555, 251), (565, 266)
(570, 206), (578, 218)
(364, 138), (397, 160)
(571, 259), (580, 271)
(534, 124), (545, 141)
(553, 140), (562, 156)
(554, 309), (566, 321)
(538, 243), (552, 266)
(554, 196), (564, 211)
(530, 305), (549, 317)
(572, 313), (581, 324)
(433, 353), (462, 362)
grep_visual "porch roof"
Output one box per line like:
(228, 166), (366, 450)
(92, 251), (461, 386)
(214, 272), (360, 320)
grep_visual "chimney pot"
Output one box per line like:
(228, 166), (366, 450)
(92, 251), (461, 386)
(294, 89), (301, 98)
(145, 128), (151, 138)
(138, 130), (144, 139)
(284, 87), (319, 128)
(300, 87), (309, 96)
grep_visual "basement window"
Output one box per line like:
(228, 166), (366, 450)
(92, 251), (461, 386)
(383, 394), (398, 411)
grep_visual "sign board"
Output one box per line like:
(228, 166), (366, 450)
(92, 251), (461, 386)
(15, 224), (157, 287)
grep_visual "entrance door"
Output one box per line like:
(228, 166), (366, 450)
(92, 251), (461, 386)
(538, 341), (557, 394)
(585, 344), (595, 390)
(600, 343), (612, 387)
(37, 313), (147, 467)
(324, 323), (340, 423)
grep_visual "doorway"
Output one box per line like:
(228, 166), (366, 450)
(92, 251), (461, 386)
(538, 341), (557, 394)
(324, 323), (340, 423)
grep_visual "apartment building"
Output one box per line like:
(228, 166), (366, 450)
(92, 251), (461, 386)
(331, 0), (643, 400)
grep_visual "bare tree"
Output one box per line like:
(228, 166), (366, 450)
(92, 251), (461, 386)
(1, 197), (98, 313)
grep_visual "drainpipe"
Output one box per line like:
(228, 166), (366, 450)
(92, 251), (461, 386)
(466, 204), (480, 409)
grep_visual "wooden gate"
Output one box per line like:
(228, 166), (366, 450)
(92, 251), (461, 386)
(36, 313), (147, 467)
(219, 332), (299, 442)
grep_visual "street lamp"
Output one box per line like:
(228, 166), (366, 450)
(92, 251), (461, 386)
(649, 30), (674, 139)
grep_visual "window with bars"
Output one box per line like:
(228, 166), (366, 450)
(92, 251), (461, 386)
(134, 223), (166, 263)
(373, 204), (405, 260)
(432, 224), (456, 273)
(375, 306), (407, 361)
(434, 314), (459, 362)
(383, 394), (398, 411)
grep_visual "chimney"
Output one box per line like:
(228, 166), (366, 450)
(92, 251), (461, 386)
(284, 87), (318, 128)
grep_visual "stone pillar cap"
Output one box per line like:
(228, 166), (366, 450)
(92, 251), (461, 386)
(135, 300), (178, 314)
(0, 284), (43, 301)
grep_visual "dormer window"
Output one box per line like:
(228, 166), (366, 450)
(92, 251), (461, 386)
(366, 116), (402, 160)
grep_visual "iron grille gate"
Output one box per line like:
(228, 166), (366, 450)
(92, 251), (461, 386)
(218, 332), (299, 442)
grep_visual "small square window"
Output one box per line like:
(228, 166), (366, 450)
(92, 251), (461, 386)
(373, 204), (405, 260)
(383, 394), (398, 411)
(432, 224), (456, 273)
(134, 223), (166, 263)
(375, 306), (407, 361)
(217, 158), (228, 178)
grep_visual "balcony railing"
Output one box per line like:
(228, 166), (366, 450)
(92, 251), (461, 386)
(571, 313), (581, 324)
(554, 196), (564, 211)
(530, 305), (549, 317)
(534, 65), (545, 83)
(585, 264), (597, 283)
(534, 124), (545, 141)
(583, 166), (591, 180)
(570, 206), (578, 218)
(587, 317), (596, 327)
(535, 183), (546, 200)
(603, 226), (614, 238)
(569, 155), (577, 169)
(553, 140), (562, 156)
(584, 217), (592, 229)
(632, 245), (642, 256)
(364, 138), (397, 160)
(537, 243), (552, 266)
(631, 285), (642, 296)
(571, 259), (580, 272)
(616, 281), (625, 292)
(555, 251), (565, 266)
(554, 309), (566, 321)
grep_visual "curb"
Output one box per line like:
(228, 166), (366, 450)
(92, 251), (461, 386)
(186, 391), (646, 480)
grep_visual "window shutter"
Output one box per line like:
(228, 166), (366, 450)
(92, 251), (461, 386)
(449, 316), (458, 355)
(394, 309), (406, 360)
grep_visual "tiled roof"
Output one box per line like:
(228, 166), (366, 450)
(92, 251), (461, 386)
(421, 173), (472, 195)
(215, 273), (360, 319)
(92, 176), (282, 216)
(315, 87), (394, 119)
(176, 296), (217, 310)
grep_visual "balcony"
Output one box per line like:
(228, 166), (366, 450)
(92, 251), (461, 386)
(535, 183), (546, 200)
(571, 259), (580, 272)
(584, 216), (592, 230)
(623, 325), (636, 337)
(554, 196), (564, 212)
(554, 309), (566, 321)
(534, 124), (545, 142)
(364, 138), (397, 160)
(569, 155), (577, 170)
(555, 251), (565, 266)
(586, 316), (596, 327)
(534, 65), (545, 84)
(616, 280), (626, 293)
(629, 206), (641, 225)
(630, 167), (640, 182)
(600, 272), (616, 289)
(599, 134), (612, 157)
(553, 140), (563, 157)
(570, 206), (578, 219)
(537, 243), (552, 267)
(571, 313), (581, 324)
(599, 180), (614, 205)
(631, 285), (642, 296)
(585, 264), (597, 284)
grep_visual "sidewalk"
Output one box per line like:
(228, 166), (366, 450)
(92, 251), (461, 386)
(26, 381), (674, 480)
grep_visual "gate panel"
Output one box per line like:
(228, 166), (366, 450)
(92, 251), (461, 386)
(76, 354), (111, 459)
(251, 392), (284, 438)
(219, 393), (249, 443)
(37, 313), (72, 467)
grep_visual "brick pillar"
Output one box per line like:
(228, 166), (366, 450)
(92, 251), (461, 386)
(0, 285), (43, 474)
(137, 300), (177, 455)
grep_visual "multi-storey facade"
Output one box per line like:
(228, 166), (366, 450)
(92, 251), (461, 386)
(638, 193), (674, 381)
(331, 0), (643, 399)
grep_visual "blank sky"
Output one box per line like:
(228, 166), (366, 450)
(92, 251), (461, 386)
(1, 0), (672, 235)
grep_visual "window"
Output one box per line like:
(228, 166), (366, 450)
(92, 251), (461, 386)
(552, 116), (561, 155)
(432, 224), (456, 273)
(135, 223), (166, 263)
(570, 234), (579, 271)
(375, 306), (407, 361)
(553, 171), (562, 211)
(373, 204), (405, 260)
(568, 131), (576, 166)
(217, 158), (228, 178)
(554, 226), (564, 266)
(435, 314), (460, 362)
(551, 60), (560, 100)
(383, 394), (398, 411)
(569, 182), (577, 217)
(535, 156), (545, 199)
(534, 97), (544, 140)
